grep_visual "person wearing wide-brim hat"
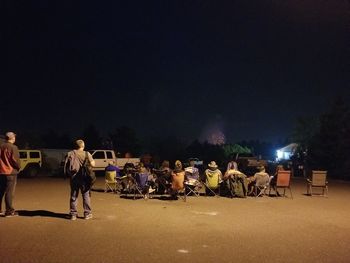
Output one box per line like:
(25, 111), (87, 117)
(204, 161), (223, 195)
(208, 161), (218, 169)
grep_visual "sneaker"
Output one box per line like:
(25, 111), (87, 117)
(149, 188), (156, 194)
(5, 211), (19, 217)
(84, 214), (93, 220)
(70, 215), (77, 221)
(0, 211), (4, 216)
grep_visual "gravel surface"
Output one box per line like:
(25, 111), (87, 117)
(1, 176), (349, 263)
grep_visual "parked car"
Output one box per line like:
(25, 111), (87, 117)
(19, 150), (42, 177)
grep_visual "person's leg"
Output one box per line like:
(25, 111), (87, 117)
(69, 180), (80, 216)
(0, 175), (7, 213)
(5, 175), (17, 214)
(81, 184), (92, 218)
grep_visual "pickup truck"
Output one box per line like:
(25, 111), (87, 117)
(88, 150), (140, 171)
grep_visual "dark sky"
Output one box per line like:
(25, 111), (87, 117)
(3, 0), (350, 143)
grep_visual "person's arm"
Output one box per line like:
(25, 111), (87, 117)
(87, 152), (95, 167)
(9, 146), (21, 171)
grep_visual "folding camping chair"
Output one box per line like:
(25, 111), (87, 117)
(307, 170), (328, 197)
(203, 172), (221, 197)
(131, 172), (150, 200)
(269, 170), (293, 199)
(252, 174), (270, 197)
(184, 166), (202, 197)
(170, 170), (186, 202)
(184, 179), (202, 197)
(105, 170), (118, 193)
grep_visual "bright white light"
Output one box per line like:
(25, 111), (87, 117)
(277, 150), (283, 159)
(276, 150), (291, 160)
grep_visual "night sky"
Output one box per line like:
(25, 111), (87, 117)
(3, 0), (350, 143)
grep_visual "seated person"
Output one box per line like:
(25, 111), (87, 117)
(204, 161), (223, 194)
(136, 162), (155, 194)
(153, 160), (172, 194)
(185, 160), (200, 183)
(224, 160), (245, 179)
(184, 160), (201, 195)
(248, 166), (270, 193)
(269, 164), (284, 194)
(105, 161), (121, 176)
(224, 160), (247, 197)
(170, 160), (185, 199)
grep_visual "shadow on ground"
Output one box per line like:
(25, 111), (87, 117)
(17, 210), (68, 219)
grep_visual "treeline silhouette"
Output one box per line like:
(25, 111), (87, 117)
(13, 98), (350, 179)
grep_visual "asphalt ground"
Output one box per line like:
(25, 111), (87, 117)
(1, 176), (350, 263)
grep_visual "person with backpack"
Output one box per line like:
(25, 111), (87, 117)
(64, 139), (95, 220)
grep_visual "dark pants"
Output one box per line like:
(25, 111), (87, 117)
(70, 178), (92, 217)
(0, 174), (17, 213)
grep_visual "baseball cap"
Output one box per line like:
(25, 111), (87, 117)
(5, 132), (16, 140)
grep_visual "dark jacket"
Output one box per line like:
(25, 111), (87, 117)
(0, 142), (20, 175)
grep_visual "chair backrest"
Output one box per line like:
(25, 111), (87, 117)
(185, 167), (199, 181)
(205, 170), (220, 189)
(311, 170), (327, 186)
(172, 171), (185, 190)
(255, 173), (269, 187)
(136, 173), (149, 188)
(105, 170), (116, 182)
(276, 170), (291, 187)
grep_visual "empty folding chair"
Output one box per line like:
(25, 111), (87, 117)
(307, 170), (328, 197)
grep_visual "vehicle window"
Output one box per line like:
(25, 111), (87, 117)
(92, 151), (105, 159)
(106, 151), (113, 159)
(30, 152), (40, 159)
(19, 152), (27, 159)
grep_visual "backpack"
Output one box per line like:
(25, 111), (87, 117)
(64, 150), (81, 177)
(82, 151), (96, 186)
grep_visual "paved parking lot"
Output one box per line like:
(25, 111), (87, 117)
(1, 176), (350, 263)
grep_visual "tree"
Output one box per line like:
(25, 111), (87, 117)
(308, 98), (350, 179)
(81, 124), (101, 150)
(41, 130), (72, 149)
(109, 126), (140, 157)
(292, 116), (319, 150)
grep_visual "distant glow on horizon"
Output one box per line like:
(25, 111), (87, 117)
(208, 129), (226, 145)
(200, 120), (226, 145)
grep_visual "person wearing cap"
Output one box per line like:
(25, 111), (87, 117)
(0, 132), (20, 217)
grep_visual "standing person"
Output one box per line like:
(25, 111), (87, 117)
(64, 139), (95, 220)
(0, 132), (20, 217)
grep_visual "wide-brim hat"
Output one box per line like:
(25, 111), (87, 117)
(208, 161), (218, 168)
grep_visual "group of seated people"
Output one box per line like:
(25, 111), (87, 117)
(104, 159), (286, 199)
